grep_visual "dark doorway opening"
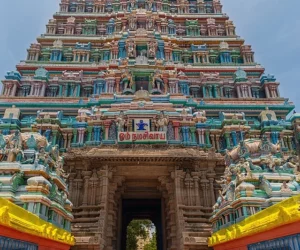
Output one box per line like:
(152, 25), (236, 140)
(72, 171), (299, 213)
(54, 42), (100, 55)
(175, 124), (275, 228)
(121, 199), (164, 250)
(135, 76), (149, 91)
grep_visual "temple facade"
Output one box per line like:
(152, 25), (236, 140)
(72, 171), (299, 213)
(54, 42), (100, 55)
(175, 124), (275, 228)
(0, 0), (300, 249)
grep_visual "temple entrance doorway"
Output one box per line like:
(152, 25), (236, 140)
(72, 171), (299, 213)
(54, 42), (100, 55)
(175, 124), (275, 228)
(65, 148), (221, 250)
(120, 199), (164, 250)
(135, 76), (150, 91)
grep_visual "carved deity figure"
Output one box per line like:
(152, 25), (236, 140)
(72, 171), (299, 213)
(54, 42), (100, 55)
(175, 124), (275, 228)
(56, 157), (69, 180)
(129, 0), (136, 9)
(128, 16), (137, 30)
(152, 71), (164, 90)
(77, 108), (91, 122)
(126, 39), (136, 57)
(193, 110), (207, 123)
(146, 0), (154, 11)
(236, 158), (252, 179)
(121, 71), (134, 89)
(282, 156), (299, 173)
(0, 134), (6, 161)
(169, 67), (178, 78)
(105, 68), (116, 77)
(184, 169), (194, 206)
(155, 112), (169, 132)
(6, 142), (20, 162)
(36, 147), (49, 166)
(181, 109), (188, 121)
(15, 145), (24, 162)
(261, 154), (277, 172)
(116, 111), (128, 132)
(148, 40), (157, 58)
(280, 181), (292, 193)
(0, 147), (5, 161)
(146, 16), (154, 30)
(136, 120), (149, 131)
(10, 131), (22, 149)
(214, 175), (235, 210)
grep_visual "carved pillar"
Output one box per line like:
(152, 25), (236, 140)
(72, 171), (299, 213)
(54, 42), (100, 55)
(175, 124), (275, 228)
(104, 120), (112, 140)
(87, 126), (93, 141)
(265, 86), (270, 98)
(68, 173), (76, 204)
(89, 169), (99, 206)
(173, 121), (180, 141)
(52, 130), (58, 145)
(175, 169), (183, 205)
(12, 84), (18, 96)
(287, 136), (293, 150)
(98, 165), (112, 249)
(210, 134), (216, 148)
(184, 172), (193, 206)
(224, 132), (230, 148)
(72, 129), (78, 143)
(189, 127), (197, 144)
(209, 178), (215, 206)
(82, 170), (91, 206)
(201, 182), (208, 207)
(73, 171), (83, 207)
(283, 136), (288, 149)
(193, 175), (200, 206)
(205, 130), (211, 146)
(115, 76), (121, 93)
(237, 85), (241, 98)
(231, 131), (237, 146)
(216, 134), (220, 151)
(67, 133), (72, 148)
(63, 133), (68, 149)
(159, 176), (178, 249)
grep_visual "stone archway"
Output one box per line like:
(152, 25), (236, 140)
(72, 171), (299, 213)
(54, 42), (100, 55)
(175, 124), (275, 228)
(65, 146), (224, 250)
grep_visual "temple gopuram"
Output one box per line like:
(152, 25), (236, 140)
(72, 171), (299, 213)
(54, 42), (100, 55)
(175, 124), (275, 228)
(1, 0), (300, 249)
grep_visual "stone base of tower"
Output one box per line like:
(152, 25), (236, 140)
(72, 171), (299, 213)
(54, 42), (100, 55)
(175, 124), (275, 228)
(65, 146), (223, 250)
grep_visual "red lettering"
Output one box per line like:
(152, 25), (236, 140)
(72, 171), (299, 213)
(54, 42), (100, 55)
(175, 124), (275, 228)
(119, 132), (166, 142)
(119, 133), (125, 141)
(132, 133), (137, 141)
(143, 132), (149, 139)
(160, 133), (166, 140)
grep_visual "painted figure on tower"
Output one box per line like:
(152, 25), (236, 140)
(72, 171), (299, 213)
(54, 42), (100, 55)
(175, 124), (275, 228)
(136, 120), (149, 131)
(116, 111), (128, 132)
(151, 70), (164, 92)
(126, 39), (136, 58)
(121, 70), (134, 92)
(148, 40), (157, 58)
(155, 111), (169, 131)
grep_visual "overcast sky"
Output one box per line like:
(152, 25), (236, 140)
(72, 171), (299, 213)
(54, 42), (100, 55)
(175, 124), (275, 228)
(0, 0), (299, 111)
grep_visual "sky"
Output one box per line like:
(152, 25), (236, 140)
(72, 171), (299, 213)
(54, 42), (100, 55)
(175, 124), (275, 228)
(0, 0), (299, 111)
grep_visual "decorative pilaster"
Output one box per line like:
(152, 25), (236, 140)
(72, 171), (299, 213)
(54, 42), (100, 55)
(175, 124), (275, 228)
(209, 178), (216, 206)
(189, 127), (197, 145)
(193, 175), (201, 206)
(172, 121), (181, 142)
(51, 130), (58, 145)
(72, 129), (77, 144)
(224, 132), (231, 149)
(82, 170), (92, 206)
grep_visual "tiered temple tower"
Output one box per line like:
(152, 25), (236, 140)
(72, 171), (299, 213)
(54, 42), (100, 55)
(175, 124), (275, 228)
(1, 0), (300, 250)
